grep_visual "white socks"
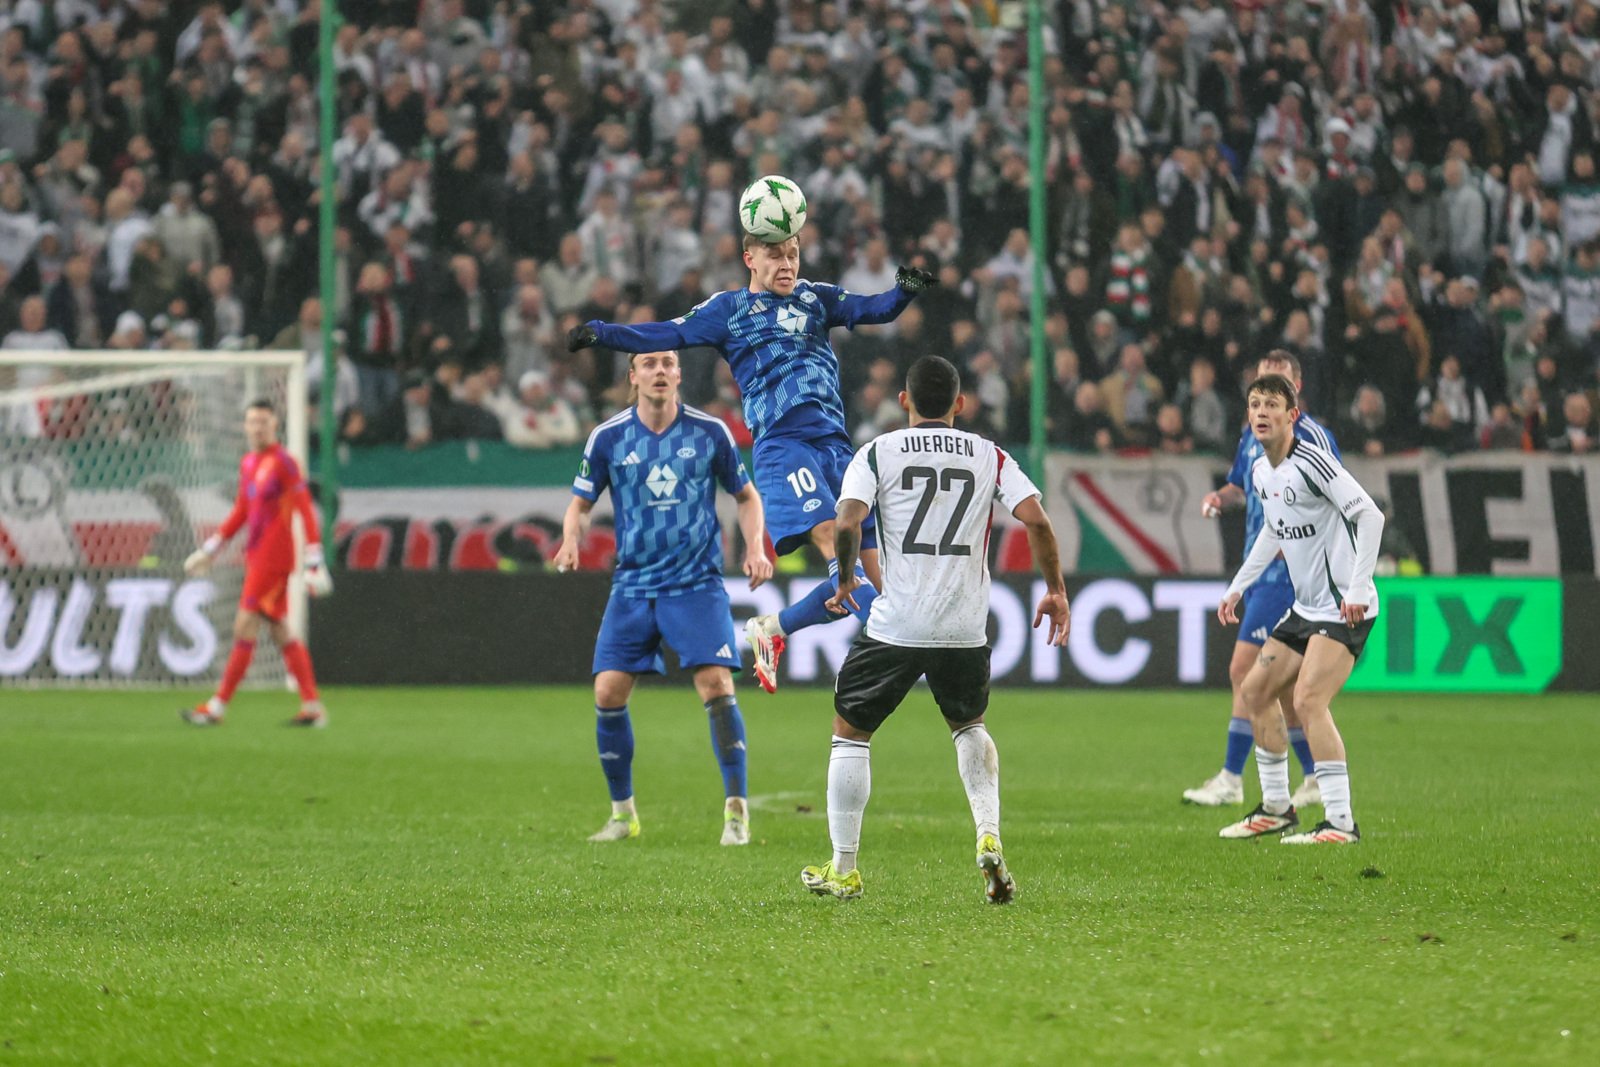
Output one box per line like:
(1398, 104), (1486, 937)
(1315, 760), (1354, 831)
(953, 724), (1001, 841)
(827, 736), (871, 872)
(1256, 746), (1291, 814)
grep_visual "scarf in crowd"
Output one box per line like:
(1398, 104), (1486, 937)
(1107, 246), (1152, 323)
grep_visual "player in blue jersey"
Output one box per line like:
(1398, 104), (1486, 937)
(566, 234), (936, 693)
(1184, 350), (1339, 808)
(553, 349), (774, 846)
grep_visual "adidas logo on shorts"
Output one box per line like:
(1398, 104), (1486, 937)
(715, 644), (733, 658)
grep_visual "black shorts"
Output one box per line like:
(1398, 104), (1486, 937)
(833, 635), (991, 734)
(1270, 609), (1376, 661)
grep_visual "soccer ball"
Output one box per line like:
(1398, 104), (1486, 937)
(739, 175), (808, 242)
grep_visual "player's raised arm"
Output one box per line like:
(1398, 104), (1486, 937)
(815, 265), (937, 330)
(567, 294), (732, 355)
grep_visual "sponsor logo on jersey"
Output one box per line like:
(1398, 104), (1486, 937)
(645, 464), (680, 501)
(776, 306), (808, 334)
(677, 447), (696, 459)
(1275, 519), (1317, 540)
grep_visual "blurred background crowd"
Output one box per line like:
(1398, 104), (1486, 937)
(0, 0), (1597, 456)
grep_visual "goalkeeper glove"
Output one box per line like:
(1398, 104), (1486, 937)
(566, 323), (599, 351)
(184, 535), (223, 576)
(895, 265), (937, 292)
(304, 544), (334, 598)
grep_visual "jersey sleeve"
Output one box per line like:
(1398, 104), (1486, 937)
(591, 294), (731, 352)
(1226, 428), (1252, 489)
(1296, 416), (1342, 461)
(280, 455), (321, 545)
(838, 440), (880, 507)
(995, 447), (1042, 513)
(573, 424), (611, 502)
(709, 418), (750, 495)
(807, 281), (916, 329)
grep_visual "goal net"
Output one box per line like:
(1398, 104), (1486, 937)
(0, 351), (308, 688)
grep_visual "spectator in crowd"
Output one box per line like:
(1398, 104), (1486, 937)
(1548, 391), (1599, 454)
(1064, 380), (1117, 454)
(1177, 357), (1230, 453)
(1101, 343), (1165, 446)
(497, 370), (581, 450)
(1342, 384), (1402, 457)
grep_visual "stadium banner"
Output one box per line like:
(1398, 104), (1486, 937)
(309, 574), (1587, 692)
(320, 451), (1600, 577)
(0, 571), (221, 684)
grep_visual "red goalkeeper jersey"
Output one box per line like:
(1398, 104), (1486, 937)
(218, 444), (320, 572)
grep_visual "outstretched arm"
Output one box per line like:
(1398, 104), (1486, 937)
(568, 298), (731, 354)
(821, 266), (936, 329)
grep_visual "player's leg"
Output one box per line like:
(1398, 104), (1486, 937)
(928, 646), (1014, 904)
(265, 606), (327, 728)
(1218, 637), (1305, 838)
(801, 636), (917, 900)
(587, 595), (666, 842)
(661, 587), (752, 845)
(1281, 631), (1365, 844)
(1281, 690), (1321, 808)
(182, 578), (269, 725)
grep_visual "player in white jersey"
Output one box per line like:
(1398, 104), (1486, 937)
(798, 356), (1071, 902)
(1215, 374), (1385, 844)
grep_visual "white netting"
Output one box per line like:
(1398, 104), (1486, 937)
(0, 352), (307, 688)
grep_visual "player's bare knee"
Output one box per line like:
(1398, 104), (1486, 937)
(833, 714), (872, 742)
(232, 612), (260, 642)
(1228, 647), (1256, 689)
(692, 667), (735, 702)
(593, 671), (634, 708)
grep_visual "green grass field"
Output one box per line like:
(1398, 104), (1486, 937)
(3, 687), (1596, 1065)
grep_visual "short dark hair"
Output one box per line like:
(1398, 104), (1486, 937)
(247, 398), (277, 418)
(1259, 349), (1302, 383)
(906, 355), (961, 417)
(1247, 373), (1298, 410)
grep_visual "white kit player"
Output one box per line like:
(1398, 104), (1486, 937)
(1216, 374), (1385, 844)
(799, 356), (1072, 902)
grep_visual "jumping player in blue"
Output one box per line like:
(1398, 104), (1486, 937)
(553, 349), (774, 846)
(567, 234), (936, 693)
(1184, 350), (1340, 808)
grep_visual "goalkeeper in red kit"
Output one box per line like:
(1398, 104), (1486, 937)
(180, 400), (334, 727)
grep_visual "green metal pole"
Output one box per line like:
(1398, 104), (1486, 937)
(317, 0), (339, 535)
(1026, 0), (1048, 495)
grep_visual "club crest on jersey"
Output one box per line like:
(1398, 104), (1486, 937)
(645, 463), (680, 503)
(800, 290), (816, 304)
(677, 447), (696, 459)
(1282, 485), (1297, 505)
(776, 306), (808, 334)
(803, 498), (822, 512)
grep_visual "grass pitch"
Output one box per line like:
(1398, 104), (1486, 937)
(2, 687), (1596, 1065)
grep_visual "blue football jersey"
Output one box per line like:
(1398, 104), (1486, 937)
(1226, 413), (1340, 586)
(573, 405), (750, 597)
(588, 280), (915, 443)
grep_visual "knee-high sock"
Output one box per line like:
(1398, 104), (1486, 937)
(953, 723), (1001, 840)
(596, 705), (634, 803)
(1256, 746), (1291, 813)
(215, 639), (256, 703)
(778, 559), (880, 634)
(1315, 760), (1354, 831)
(281, 640), (319, 702)
(827, 735), (871, 871)
(705, 694), (747, 798)
(1223, 716), (1254, 775)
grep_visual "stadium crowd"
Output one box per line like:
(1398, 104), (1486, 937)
(0, 0), (1597, 456)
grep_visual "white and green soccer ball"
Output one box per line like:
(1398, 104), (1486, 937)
(738, 174), (808, 242)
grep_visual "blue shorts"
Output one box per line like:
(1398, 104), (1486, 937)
(1239, 584), (1295, 648)
(592, 586), (741, 676)
(754, 433), (877, 556)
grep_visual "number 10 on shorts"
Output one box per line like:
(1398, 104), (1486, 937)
(786, 467), (818, 496)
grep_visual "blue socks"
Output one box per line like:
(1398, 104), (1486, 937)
(1288, 727), (1315, 777)
(705, 694), (747, 797)
(595, 704), (634, 802)
(777, 558), (879, 634)
(1223, 716), (1254, 775)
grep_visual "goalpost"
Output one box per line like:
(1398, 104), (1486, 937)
(0, 351), (310, 688)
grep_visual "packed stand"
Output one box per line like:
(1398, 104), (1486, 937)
(0, 1), (1597, 458)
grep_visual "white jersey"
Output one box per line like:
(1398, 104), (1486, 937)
(839, 425), (1041, 648)
(1226, 438), (1385, 624)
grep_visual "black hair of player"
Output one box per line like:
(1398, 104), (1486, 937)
(1247, 373), (1298, 410)
(1261, 348), (1302, 382)
(906, 355), (961, 418)
(247, 398), (278, 418)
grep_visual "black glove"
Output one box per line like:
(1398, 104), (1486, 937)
(566, 323), (598, 352)
(895, 265), (937, 292)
